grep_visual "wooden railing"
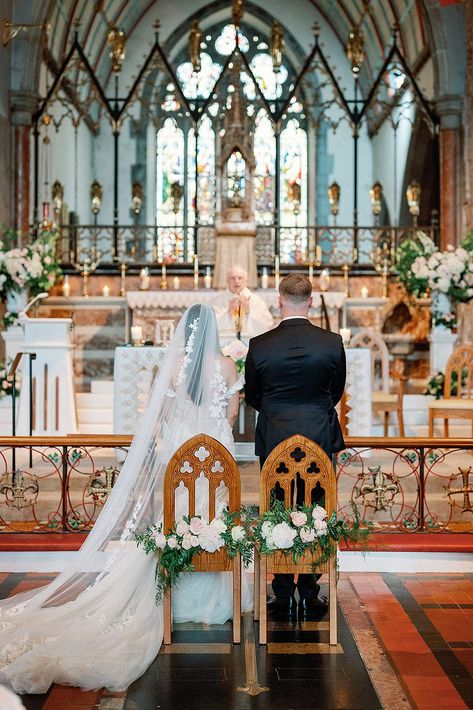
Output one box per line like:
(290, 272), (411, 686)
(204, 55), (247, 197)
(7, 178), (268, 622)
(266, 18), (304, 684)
(0, 435), (471, 534)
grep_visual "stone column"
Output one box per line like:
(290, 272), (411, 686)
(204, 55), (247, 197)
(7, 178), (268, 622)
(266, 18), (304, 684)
(435, 96), (462, 249)
(10, 91), (38, 238)
(466, 1), (473, 233)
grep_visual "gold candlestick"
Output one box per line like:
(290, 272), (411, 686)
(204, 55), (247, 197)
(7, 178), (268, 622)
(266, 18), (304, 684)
(120, 263), (127, 297)
(342, 263), (350, 297)
(381, 268), (388, 298)
(160, 263), (168, 290)
(73, 250), (102, 298)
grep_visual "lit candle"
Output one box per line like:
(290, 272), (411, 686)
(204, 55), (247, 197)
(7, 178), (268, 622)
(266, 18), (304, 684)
(131, 325), (143, 344)
(204, 266), (212, 289)
(274, 255), (280, 290)
(194, 255), (199, 289)
(308, 263), (313, 282)
(339, 328), (351, 346)
(102, 284), (110, 298)
(361, 286), (369, 298)
(315, 245), (322, 264)
(173, 276), (180, 290)
(320, 268), (331, 292)
(261, 267), (268, 290)
(139, 267), (150, 290)
(63, 275), (70, 298)
(161, 263), (166, 280)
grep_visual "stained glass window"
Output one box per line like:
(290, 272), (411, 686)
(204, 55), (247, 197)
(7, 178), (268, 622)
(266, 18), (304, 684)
(254, 110), (275, 224)
(226, 150), (246, 206)
(215, 24), (249, 55)
(156, 118), (185, 260)
(177, 53), (222, 99)
(280, 118), (308, 263)
(187, 115), (216, 225)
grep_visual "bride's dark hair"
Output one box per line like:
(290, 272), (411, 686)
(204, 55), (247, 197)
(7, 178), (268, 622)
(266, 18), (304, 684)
(184, 304), (220, 404)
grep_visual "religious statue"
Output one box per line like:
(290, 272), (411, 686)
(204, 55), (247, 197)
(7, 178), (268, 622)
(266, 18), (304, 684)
(271, 20), (284, 73)
(232, 0), (244, 27)
(188, 19), (202, 73)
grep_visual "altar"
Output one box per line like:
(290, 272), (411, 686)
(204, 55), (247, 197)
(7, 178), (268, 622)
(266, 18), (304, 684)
(126, 290), (347, 342)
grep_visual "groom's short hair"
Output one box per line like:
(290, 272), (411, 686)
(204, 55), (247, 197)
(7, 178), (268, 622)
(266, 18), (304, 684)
(279, 273), (312, 304)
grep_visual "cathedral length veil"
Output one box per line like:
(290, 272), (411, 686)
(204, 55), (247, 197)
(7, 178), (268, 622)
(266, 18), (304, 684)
(0, 304), (242, 694)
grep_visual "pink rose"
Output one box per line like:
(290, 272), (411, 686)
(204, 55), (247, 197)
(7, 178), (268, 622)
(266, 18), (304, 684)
(189, 517), (206, 535)
(290, 511), (307, 527)
(313, 519), (328, 536)
(167, 535), (179, 549)
(312, 505), (327, 521)
(299, 526), (316, 543)
(176, 518), (190, 536)
(181, 533), (194, 550)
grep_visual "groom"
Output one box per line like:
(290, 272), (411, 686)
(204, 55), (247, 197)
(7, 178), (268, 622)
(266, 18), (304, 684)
(245, 273), (346, 619)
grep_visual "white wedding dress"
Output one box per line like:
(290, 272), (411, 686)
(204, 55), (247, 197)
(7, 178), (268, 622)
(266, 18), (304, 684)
(0, 304), (252, 694)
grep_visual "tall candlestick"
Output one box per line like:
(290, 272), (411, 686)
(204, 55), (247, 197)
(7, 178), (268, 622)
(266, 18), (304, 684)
(173, 276), (180, 290)
(102, 284), (110, 298)
(120, 263), (127, 297)
(261, 267), (268, 289)
(160, 263), (167, 290)
(315, 245), (322, 265)
(308, 262), (314, 283)
(194, 255), (199, 289)
(274, 255), (280, 290)
(342, 263), (350, 297)
(204, 266), (212, 289)
(63, 275), (70, 298)
(139, 267), (150, 290)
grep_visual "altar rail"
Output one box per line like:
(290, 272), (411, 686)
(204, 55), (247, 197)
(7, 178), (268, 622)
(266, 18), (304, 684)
(52, 224), (438, 270)
(0, 436), (470, 534)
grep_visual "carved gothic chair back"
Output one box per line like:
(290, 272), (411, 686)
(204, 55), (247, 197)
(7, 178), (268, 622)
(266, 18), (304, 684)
(163, 434), (241, 644)
(444, 344), (473, 399)
(350, 328), (404, 437)
(256, 435), (338, 646)
(350, 328), (389, 392)
(429, 344), (473, 437)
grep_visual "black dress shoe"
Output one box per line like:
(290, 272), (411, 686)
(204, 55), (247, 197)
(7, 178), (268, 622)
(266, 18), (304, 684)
(267, 596), (297, 619)
(298, 595), (329, 620)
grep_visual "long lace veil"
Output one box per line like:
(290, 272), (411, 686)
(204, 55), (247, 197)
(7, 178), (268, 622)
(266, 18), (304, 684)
(0, 303), (231, 693)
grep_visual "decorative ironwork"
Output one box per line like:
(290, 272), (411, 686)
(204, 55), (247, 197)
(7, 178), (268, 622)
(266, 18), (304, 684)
(87, 466), (120, 505)
(270, 20), (284, 74)
(108, 26), (126, 74)
(445, 467), (473, 514)
(0, 470), (39, 510)
(188, 20), (202, 73)
(353, 465), (400, 512)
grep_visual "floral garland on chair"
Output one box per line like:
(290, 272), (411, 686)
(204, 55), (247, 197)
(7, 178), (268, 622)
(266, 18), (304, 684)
(135, 509), (253, 603)
(135, 503), (371, 604)
(253, 500), (371, 568)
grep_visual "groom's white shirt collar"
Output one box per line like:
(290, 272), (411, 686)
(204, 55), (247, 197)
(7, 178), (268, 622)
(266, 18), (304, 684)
(281, 316), (310, 322)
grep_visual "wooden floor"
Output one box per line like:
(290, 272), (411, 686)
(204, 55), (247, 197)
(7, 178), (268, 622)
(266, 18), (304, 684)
(1, 572), (472, 710)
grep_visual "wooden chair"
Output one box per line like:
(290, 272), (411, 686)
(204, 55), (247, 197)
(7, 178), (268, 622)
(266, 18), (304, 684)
(256, 435), (337, 646)
(350, 328), (405, 436)
(163, 434), (241, 644)
(429, 344), (473, 437)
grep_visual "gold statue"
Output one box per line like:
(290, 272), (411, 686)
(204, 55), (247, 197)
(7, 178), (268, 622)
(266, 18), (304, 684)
(271, 20), (284, 73)
(189, 19), (202, 73)
(232, 0), (244, 27)
(108, 26), (126, 73)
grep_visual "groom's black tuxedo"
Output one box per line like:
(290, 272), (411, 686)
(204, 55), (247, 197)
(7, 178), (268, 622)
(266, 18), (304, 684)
(245, 318), (346, 461)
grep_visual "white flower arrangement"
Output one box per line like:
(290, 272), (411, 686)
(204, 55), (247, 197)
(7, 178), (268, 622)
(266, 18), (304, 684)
(253, 501), (371, 567)
(135, 509), (253, 602)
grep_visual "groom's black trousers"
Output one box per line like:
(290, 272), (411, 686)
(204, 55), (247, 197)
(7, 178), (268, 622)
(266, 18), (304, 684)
(259, 456), (321, 601)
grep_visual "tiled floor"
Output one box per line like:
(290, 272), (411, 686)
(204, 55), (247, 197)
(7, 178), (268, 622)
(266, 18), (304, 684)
(1, 572), (472, 709)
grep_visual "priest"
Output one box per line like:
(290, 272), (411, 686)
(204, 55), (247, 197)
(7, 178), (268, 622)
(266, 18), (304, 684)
(212, 265), (274, 343)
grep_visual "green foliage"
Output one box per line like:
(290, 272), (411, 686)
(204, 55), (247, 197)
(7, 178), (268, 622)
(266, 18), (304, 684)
(424, 369), (467, 399)
(393, 232), (436, 298)
(0, 361), (19, 399)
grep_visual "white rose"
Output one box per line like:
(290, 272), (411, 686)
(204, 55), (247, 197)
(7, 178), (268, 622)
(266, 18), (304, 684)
(189, 517), (206, 535)
(167, 535), (179, 549)
(210, 517), (226, 534)
(270, 522), (297, 549)
(290, 511), (307, 527)
(312, 505), (327, 521)
(152, 531), (166, 549)
(198, 528), (224, 553)
(299, 526), (316, 543)
(313, 519), (328, 536)
(261, 521), (274, 539)
(175, 518), (190, 536)
(190, 534), (200, 547)
(231, 525), (245, 542)
(181, 533), (194, 550)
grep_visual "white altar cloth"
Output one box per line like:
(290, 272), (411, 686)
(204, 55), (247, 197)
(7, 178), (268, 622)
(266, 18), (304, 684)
(126, 290), (345, 311)
(344, 348), (372, 437)
(112, 345), (166, 435)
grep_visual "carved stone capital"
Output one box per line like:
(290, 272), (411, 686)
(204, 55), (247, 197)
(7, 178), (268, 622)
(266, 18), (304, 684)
(435, 95), (463, 130)
(10, 91), (39, 126)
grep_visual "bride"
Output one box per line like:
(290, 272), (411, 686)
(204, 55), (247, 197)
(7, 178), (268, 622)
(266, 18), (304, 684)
(0, 304), (252, 695)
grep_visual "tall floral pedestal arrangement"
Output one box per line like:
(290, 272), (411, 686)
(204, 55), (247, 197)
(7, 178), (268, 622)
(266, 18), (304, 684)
(429, 291), (458, 372)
